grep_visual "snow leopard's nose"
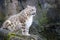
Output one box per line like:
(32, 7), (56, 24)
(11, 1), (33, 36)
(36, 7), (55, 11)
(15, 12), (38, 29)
(31, 13), (36, 16)
(32, 13), (36, 15)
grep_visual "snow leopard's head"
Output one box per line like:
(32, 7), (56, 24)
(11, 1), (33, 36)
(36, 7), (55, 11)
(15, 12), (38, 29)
(24, 5), (36, 16)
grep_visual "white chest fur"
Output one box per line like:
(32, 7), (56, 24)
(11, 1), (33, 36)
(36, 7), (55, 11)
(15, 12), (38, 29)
(25, 16), (33, 29)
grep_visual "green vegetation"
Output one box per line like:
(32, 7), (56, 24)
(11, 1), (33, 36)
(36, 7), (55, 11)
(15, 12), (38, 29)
(39, 13), (48, 26)
(6, 33), (36, 40)
(38, 10), (48, 31)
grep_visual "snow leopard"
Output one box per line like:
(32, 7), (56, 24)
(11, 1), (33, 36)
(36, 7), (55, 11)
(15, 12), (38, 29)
(1, 5), (36, 36)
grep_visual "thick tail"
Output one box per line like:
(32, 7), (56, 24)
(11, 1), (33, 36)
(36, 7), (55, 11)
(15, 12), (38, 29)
(1, 20), (11, 29)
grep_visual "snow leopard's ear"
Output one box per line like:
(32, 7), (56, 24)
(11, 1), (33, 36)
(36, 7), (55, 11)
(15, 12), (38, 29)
(27, 5), (31, 8)
(27, 5), (36, 8)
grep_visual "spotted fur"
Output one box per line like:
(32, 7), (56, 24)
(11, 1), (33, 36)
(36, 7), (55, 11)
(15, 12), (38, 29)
(1, 5), (36, 36)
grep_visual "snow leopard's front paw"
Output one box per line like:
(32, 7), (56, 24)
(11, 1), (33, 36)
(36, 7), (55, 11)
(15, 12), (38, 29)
(22, 32), (30, 36)
(25, 33), (30, 36)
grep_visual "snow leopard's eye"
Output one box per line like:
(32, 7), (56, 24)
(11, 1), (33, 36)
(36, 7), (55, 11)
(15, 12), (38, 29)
(31, 9), (34, 11)
(30, 9), (34, 12)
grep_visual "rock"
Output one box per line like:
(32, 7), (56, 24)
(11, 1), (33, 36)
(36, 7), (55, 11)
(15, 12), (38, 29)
(0, 28), (38, 40)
